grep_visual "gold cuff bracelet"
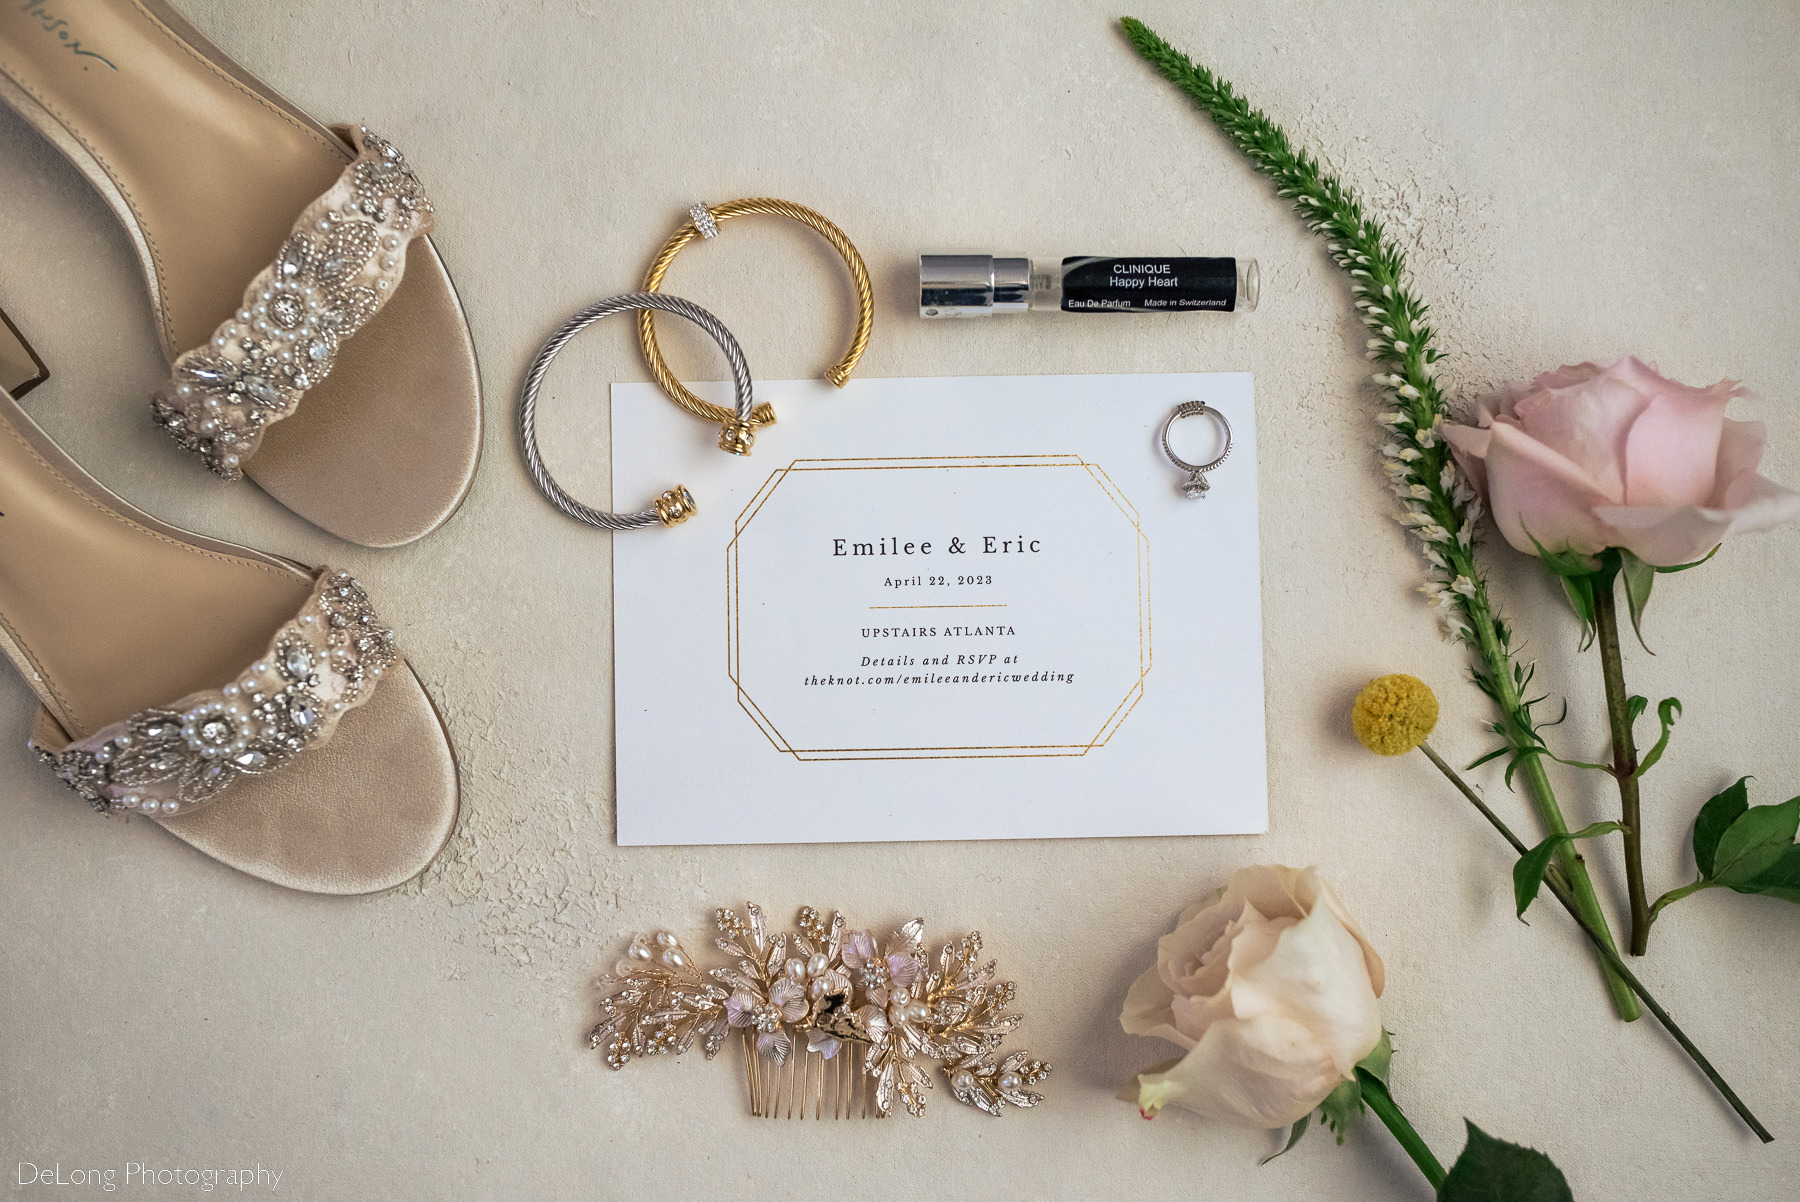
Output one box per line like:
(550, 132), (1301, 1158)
(638, 198), (874, 454)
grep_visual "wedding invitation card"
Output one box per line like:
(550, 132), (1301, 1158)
(611, 373), (1266, 845)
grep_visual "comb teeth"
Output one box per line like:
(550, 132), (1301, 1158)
(744, 1037), (883, 1119)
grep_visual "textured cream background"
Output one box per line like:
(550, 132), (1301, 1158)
(2, 2), (1797, 1198)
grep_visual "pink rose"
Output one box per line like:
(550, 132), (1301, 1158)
(1121, 865), (1385, 1128)
(1441, 357), (1800, 567)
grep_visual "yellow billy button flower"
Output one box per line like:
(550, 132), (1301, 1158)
(1351, 674), (1439, 756)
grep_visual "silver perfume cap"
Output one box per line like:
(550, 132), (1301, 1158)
(919, 254), (1031, 317)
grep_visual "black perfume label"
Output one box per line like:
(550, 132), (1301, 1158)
(1060, 257), (1237, 313)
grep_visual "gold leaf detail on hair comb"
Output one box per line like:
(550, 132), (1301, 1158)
(588, 904), (1052, 1119)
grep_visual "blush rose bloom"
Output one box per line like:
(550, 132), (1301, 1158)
(1441, 357), (1800, 567)
(1121, 865), (1385, 1128)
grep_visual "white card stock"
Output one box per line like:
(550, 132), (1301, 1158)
(611, 373), (1265, 845)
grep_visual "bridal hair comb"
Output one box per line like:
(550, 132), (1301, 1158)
(589, 904), (1051, 1119)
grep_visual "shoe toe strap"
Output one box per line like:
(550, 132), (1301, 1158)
(150, 126), (434, 480)
(31, 569), (397, 817)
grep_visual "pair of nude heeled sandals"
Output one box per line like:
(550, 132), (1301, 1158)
(0, 1), (482, 894)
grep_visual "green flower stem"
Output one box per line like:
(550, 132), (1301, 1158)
(1417, 742), (1773, 1143)
(1118, 14), (1638, 1021)
(1473, 607), (1641, 1020)
(1592, 572), (1652, 954)
(1419, 742), (1533, 860)
(1355, 1068), (1447, 1190)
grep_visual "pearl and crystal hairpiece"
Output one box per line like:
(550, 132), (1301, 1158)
(589, 904), (1052, 1120)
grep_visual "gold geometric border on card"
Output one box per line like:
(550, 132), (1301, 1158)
(726, 456), (1150, 760)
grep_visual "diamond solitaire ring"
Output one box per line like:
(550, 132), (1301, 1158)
(1159, 401), (1233, 498)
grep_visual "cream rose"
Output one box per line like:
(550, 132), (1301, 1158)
(1121, 865), (1385, 1128)
(1441, 357), (1800, 567)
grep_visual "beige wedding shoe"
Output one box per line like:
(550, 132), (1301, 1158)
(0, 317), (458, 894)
(0, 0), (481, 547)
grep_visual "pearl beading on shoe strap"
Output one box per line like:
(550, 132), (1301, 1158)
(150, 126), (434, 480)
(30, 570), (398, 817)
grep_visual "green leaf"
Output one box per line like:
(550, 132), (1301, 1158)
(1318, 1076), (1364, 1143)
(1523, 529), (1603, 645)
(1261, 1113), (1309, 1165)
(1556, 575), (1598, 649)
(1438, 1122), (1574, 1202)
(1741, 844), (1800, 902)
(1502, 749), (1529, 791)
(1625, 694), (1648, 726)
(1693, 777), (1750, 878)
(1653, 543), (1720, 574)
(1536, 697), (1569, 733)
(1619, 548), (1657, 651)
(1467, 745), (1511, 771)
(1357, 1028), (1394, 1084)
(1552, 752), (1616, 774)
(1525, 529), (1604, 579)
(1505, 746), (1613, 789)
(1711, 796), (1800, 887)
(1514, 822), (1625, 918)
(1513, 839), (1564, 919)
(1632, 698), (1682, 778)
(1648, 877), (1716, 921)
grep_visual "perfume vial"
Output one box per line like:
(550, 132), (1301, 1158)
(919, 254), (1259, 317)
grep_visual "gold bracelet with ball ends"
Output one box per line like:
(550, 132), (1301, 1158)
(637, 198), (874, 454)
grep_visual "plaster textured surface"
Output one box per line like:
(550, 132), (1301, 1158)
(2, 2), (1796, 1197)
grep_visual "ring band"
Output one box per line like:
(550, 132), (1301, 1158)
(1159, 401), (1233, 498)
(520, 292), (755, 531)
(638, 198), (874, 454)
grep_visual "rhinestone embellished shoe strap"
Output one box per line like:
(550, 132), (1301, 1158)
(30, 571), (398, 817)
(151, 127), (434, 480)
